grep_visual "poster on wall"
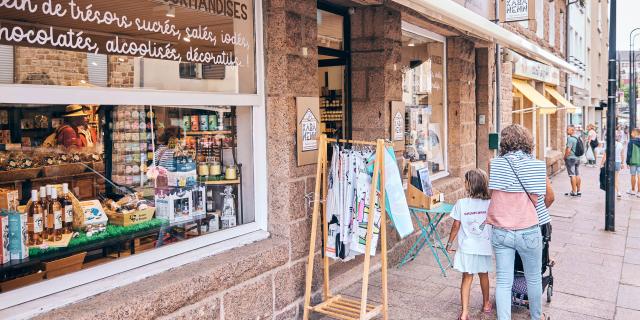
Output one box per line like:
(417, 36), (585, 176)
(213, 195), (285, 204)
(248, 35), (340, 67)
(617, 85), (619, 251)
(297, 97), (320, 166)
(500, 0), (535, 22)
(390, 101), (405, 151)
(428, 123), (444, 173)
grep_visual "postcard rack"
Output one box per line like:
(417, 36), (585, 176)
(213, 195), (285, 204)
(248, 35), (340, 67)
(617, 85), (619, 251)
(302, 135), (388, 320)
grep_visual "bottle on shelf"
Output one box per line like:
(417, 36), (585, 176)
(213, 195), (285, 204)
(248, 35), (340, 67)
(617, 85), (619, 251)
(61, 183), (73, 234)
(206, 188), (214, 213)
(28, 190), (44, 245)
(49, 188), (63, 241)
(40, 186), (50, 241)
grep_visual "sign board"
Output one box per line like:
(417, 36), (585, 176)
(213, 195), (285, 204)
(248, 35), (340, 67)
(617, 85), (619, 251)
(453, 0), (492, 20)
(512, 51), (560, 85)
(500, 0), (535, 22)
(390, 101), (405, 151)
(296, 97), (320, 166)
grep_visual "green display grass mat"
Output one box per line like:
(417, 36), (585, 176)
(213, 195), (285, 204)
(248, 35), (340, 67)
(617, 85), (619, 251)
(29, 218), (167, 257)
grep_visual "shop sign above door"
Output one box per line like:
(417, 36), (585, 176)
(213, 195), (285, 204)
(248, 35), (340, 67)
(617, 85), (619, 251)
(513, 52), (560, 85)
(500, 0), (535, 22)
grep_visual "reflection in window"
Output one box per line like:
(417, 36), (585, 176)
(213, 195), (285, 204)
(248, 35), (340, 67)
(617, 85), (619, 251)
(0, 0), (256, 93)
(0, 103), (253, 292)
(401, 31), (446, 176)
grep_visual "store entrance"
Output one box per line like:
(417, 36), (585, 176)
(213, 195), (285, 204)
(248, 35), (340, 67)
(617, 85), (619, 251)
(317, 2), (351, 140)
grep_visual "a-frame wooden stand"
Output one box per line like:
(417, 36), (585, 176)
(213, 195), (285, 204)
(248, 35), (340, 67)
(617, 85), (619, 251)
(303, 134), (389, 320)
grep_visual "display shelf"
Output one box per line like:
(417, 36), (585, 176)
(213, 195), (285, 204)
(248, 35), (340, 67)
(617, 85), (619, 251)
(186, 131), (232, 136)
(201, 179), (240, 185)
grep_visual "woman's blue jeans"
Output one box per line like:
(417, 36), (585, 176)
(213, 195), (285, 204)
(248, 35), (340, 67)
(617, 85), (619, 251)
(492, 225), (543, 320)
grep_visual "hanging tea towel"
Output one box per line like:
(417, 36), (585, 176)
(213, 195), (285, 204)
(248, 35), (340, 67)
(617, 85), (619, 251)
(369, 147), (414, 238)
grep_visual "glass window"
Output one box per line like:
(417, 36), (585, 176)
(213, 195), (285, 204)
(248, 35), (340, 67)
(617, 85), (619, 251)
(0, 0), (264, 308)
(401, 31), (447, 176)
(0, 0), (256, 93)
(0, 103), (254, 292)
(317, 10), (344, 50)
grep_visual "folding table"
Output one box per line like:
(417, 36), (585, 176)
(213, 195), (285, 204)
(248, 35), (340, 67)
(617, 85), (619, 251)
(398, 203), (454, 276)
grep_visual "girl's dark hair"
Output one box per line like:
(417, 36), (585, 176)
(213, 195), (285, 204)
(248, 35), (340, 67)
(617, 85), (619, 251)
(499, 124), (534, 156)
(464, 169), (490, 200)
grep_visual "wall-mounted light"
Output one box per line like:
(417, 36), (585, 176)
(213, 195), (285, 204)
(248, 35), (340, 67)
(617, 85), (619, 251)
(302, 47), (309, 57)
(166, 5), (175, 18)
(407, 40), (415, 47)
(183, 37), (191, 42)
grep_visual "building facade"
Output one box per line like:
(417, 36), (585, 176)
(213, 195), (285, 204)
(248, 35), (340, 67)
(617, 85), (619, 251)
(0, 1), (582, 319)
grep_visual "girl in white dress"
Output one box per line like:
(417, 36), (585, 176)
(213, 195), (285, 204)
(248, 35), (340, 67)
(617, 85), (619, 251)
(446, 169), (493, 320)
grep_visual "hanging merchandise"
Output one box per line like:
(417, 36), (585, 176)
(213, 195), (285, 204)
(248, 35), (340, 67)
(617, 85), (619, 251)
(375, 147), (414, 238)
(325, 143), (379, 261)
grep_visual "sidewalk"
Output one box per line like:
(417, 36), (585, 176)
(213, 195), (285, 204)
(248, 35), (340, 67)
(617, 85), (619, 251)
(335, 164), (640, 319)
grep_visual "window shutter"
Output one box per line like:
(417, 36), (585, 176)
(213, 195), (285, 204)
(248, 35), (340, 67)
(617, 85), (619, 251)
(87, 53), (108, 87)
(0, 45), (14, 84)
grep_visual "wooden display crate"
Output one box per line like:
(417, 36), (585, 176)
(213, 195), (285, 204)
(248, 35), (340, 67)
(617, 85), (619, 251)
(0, 271), (44, 292)
(106, 207), (155, 226)
(44, 252), (86, 279)
(0, 167), (40, 182)
(42, 163), (88, 177)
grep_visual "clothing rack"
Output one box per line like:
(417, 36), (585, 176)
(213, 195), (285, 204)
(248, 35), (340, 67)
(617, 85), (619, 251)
(303, 134), (389, 320)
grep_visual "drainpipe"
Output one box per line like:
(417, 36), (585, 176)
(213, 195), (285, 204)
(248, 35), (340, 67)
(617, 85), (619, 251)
(494, 0), (501, 134)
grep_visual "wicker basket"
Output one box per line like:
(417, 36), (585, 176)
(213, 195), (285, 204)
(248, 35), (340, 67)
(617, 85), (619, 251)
(42, 163), (88, 177)
(0, 167), (41, 182)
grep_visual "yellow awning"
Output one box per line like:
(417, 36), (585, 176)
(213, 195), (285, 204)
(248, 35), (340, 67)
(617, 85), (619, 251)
(544, 86), (579, 113)
(512, 79), (557, 115)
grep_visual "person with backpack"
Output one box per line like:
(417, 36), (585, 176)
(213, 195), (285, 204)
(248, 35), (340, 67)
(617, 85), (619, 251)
(600, 135), (625, 198)
(565, 125), (584, 197)
(626, 128), (640, 197)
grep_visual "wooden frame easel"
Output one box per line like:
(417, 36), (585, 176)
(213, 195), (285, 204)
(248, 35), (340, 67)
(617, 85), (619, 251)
(303, 134), (389, 320)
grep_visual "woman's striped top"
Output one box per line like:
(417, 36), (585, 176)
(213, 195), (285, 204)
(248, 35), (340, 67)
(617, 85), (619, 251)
(489, 151), (551, 225)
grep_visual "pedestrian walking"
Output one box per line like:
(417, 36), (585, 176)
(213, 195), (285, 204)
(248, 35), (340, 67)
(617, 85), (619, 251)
(600, 135), (625, 198)
(586, 124), (599, 166)
(627, 128), (640, 197)
(564, 125), (584, 197)
(487, 124), (550, 320)
(445, 169), (493, 320)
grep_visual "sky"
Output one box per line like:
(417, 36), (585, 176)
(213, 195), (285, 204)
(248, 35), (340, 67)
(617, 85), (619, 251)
(617, 0), (640, 50)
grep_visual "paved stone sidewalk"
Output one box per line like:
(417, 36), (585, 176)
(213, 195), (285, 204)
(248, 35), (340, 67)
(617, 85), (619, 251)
(335, 164), (640, 319)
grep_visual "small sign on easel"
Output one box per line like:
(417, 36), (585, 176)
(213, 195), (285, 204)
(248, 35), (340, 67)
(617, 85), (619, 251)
(390, 101), (405, 151)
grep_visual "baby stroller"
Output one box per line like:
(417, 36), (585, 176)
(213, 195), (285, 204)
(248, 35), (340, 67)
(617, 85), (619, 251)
(512, 224), (555, 307)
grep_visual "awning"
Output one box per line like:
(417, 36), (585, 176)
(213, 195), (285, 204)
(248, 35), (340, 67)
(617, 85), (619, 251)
(544, 86), (579, 113)
(512, 79), (557, 114)
(392, 0), (579, 74)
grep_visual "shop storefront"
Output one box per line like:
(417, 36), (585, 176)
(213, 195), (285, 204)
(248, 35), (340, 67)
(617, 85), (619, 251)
(0, 0), (269, 315)
(509, 51), (577, 173)
(0, 0), (579, 319)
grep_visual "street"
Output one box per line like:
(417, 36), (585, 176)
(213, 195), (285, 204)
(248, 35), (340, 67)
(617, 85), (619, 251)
(336, 163), (640, 319)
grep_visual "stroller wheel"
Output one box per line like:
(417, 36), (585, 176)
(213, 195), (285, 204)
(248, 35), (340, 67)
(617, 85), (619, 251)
(547, 285), (553, 303)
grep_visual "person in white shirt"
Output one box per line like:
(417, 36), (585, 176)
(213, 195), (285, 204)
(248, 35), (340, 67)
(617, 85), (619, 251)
(601, 135), (626, 198)
(446, 169), (492, 320)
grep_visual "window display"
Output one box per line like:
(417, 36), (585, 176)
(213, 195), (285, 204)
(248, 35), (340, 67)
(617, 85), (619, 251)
(0, 103), (252, 292)
(401, 30), (447, 176)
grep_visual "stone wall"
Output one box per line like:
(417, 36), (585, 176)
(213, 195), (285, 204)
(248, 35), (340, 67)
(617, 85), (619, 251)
(108, 56), (135, 88)
(350, 6), (402, 141)
(14, 47), (87, 86)
(446, 38), (477, 178)
(500, 61), (514, 129)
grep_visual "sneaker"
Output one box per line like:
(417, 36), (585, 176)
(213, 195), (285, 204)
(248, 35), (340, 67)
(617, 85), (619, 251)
(628, 190), (637, 196)
(564, 192), (579, 197)
(617, 192), (622, 198)
(576, 192), (582, 197)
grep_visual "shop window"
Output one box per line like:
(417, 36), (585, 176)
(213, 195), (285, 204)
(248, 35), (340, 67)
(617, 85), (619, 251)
(0, 0), (265, 312)
(401, 27), (447, 177)
(0, 103), (254, 293)
(0, 0), (256, 94)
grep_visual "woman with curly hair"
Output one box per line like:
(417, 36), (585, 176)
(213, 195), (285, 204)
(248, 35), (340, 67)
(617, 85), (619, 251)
(487, 124), (554, 320)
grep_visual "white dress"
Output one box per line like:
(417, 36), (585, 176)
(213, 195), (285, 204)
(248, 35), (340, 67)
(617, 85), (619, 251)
(450, 198), (494, 274)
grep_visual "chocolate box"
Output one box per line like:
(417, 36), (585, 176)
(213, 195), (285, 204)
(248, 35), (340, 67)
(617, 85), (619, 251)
(0, 215), (8, 264)
(9, 212), (28, 261)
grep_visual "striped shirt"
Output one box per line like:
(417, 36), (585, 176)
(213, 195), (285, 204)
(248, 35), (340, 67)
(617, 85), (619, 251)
(489, 151), (551, 225)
